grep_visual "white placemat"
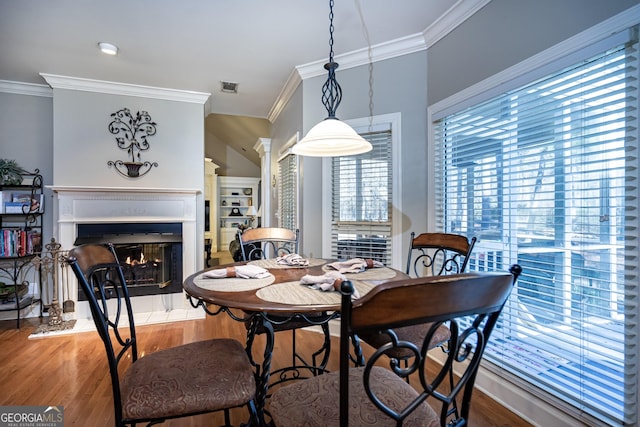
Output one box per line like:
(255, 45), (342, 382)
(321, 265), (399, 281)
(256, 280), (376, 305)
(193, 273), (275, 292)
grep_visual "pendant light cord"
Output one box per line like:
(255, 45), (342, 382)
(328, 0), (335, 63)
(355, 0), (374, 133)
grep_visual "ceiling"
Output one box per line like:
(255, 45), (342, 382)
(0, 0), (482, 166)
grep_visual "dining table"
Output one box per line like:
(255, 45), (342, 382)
(183, 256), (408, 425)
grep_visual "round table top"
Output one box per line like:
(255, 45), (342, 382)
(183, 258), (408, 314)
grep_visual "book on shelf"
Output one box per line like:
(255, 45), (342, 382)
(0, 228), (41, 257)
(3, 193), (43, 214)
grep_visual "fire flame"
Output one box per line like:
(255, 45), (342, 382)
(125, 252), (146, 265)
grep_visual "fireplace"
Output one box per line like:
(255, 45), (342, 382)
(52, 186), (202, 322)
(74, 222), (183, 299)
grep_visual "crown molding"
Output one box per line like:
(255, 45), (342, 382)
(295, 33), (426, 81)
(0, 80), (52, 97)
(295, 0), (489, 81)
(40, 73), (211, 104)
(267, 68), (302, 122)
(423, 0), (492, 48)
(269, 0), (488, 123)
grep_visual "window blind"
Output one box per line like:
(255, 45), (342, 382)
(434, 33), (638, 426)
(278, 152), (298, 231)
(331, 129), (392, 265)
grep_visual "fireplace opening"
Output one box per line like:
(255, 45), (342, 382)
(74, 222), (183, 300)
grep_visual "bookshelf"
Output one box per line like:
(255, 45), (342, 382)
(0, 169), (44, 327)
(218, 177), (259, 250)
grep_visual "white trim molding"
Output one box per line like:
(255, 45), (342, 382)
(40, 73), (210, 104)
(423, 0), (492, 48)
(254, 138), (272, 227)
(0, 80), (52, 97)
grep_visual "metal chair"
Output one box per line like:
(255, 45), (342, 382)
(66, 243), (258, 427)
(237, 227), (299, 260)
(237, 227), (332, 386)
(269, 266), (521, 426)
(358, 231), (477, 421)
(406, 232), (477, 277)
(361, 232), (478, 359)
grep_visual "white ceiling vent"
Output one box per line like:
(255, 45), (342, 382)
(220, 81), (238, 93)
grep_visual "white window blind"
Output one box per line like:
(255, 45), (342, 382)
(278, 152), (298, 231)
(331, 128), (392, 265)
(434, 32), (638, 426)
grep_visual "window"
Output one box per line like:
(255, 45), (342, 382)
(278, 152), (298, 231)
(433, 29), (638, 425)
(329, 122), (394, 265)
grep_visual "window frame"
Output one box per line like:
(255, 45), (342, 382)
(427, 8), (640, 426)
(321, 112), (403, 270)
(277, 150), (300, 232)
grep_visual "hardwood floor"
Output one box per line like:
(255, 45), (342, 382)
(0, 310), (531, 426)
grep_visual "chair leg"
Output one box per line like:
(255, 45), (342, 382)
(291, 329), (298, 367)
(311, 322), (332, 375)
(349, 333), (365, 366)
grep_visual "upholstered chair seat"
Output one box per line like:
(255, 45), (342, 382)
(269, 366), (439, 427)
(120, 338), (256, 421)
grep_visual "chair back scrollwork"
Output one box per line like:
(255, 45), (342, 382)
(238, 227), (299, 260)
(407, 232), (477, 277)
(269, 265), (522, 426)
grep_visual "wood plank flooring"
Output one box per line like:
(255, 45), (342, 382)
(0, 310), (531, 426)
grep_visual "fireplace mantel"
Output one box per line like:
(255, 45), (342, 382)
(49, 186), (201, 195)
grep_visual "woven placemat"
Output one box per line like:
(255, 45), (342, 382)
(256, 280), (376, 306)
(193, 273), (275, 292)
(321, 265), (399, 281)
(248, 258), (327, 269)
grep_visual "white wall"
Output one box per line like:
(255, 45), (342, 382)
(51, 87), (205, 190)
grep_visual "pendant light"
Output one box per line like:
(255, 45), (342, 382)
(292, 0), (372, 157)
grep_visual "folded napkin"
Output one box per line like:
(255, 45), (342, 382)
(276, 253), (309, 267)
(202, 265), (271, 279)
(326, 258), (384, 274)
(300, 271), (360, 299)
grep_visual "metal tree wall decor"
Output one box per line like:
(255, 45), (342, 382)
(107, 108), (158, 178)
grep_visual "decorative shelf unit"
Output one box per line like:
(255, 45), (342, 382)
(0, 169), (44, 328)
(218, 176), (259, 250)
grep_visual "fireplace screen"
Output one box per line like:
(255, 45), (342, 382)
(75, 223), (183, 299)
(117, 243), (174, 288)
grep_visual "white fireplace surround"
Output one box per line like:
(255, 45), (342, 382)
(52, 186), (204, 323)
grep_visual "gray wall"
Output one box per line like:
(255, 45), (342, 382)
(0, 91), (54, 241)
(428, 0), (640, 105)
(269, 82), (303, 234)
(295, 51), (428, 260)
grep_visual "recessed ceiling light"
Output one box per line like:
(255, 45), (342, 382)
(220, 81), (238, 93)
(98, 42), (118, 56)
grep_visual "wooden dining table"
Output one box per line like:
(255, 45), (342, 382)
(183, 257), (408, 425)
